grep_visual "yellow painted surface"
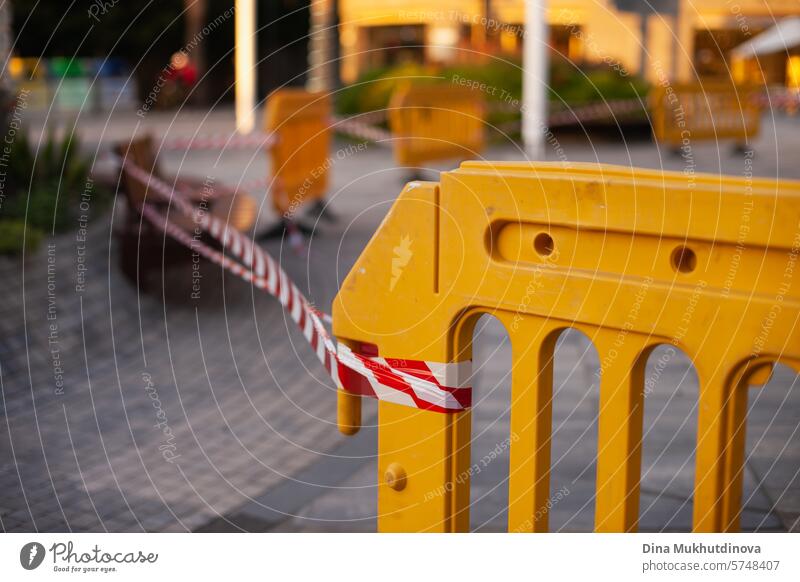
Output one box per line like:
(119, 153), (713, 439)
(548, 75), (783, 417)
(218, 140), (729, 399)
(388, 84), (485, 167)
(263, 89), (332, 214)
(686, 0), (800, 16)
(787, 56), (800, 90)
(333, 161), (800, 532)
(581, 8), (644, 76)
(646, 14), (677, 83)
(731, 57), (748, 84)
(339, 0), (483, 26)
(339, 0), (800, 85)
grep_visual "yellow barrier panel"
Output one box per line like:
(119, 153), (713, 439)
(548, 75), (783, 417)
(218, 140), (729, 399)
(388, 84), (484, 167)
(649, 82), (761, 149)
(264, 89), (331, 215)
(332, 161), (800, 533)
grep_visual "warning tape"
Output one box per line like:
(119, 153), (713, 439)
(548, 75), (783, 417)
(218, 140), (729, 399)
(338, 109), (389, 127)
(162, 132), (279, 151)
(119, 156), (471, 412)
(753, 89), (800, 111)
(548, 98), (645, 126)
(331, 115), (394, 145)
(157, 100), (652, 154)
(236, 176), (273, 195)
(161, 112), (393, 152)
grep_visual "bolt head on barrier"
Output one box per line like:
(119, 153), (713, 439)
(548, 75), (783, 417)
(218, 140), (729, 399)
(385, 463), (407, 491)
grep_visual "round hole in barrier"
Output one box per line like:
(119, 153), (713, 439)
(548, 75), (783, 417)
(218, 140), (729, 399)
(534, 232), (555, 257)
(671, 245), (697, 273)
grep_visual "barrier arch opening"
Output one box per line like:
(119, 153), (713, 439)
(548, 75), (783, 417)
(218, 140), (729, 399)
(713, 357), (800, 532)
(740, 361), (800, 532)
(453, 311), (606, 533)
(460, 312), (513, 532)
(639, 344), (699, 532)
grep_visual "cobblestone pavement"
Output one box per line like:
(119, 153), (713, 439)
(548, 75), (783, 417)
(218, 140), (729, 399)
(0, 215), (364, 532)
(2, 108), (799, 532)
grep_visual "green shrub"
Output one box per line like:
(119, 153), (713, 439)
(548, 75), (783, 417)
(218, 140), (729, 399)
(336, 62), (441, 116)
(335, 57), (649, 116)
(444, 59), (524, 103)
(0, 128), (112, 241)
(0, 220), (43, 255)
(549, 58), (649, 106)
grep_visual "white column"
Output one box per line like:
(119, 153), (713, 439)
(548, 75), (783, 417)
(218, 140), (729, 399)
(235, 0), (257, 134)
(522, 0), (549, 160)
(307, 0), (337, 92)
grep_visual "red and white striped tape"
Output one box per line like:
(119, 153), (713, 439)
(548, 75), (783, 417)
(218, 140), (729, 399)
(331, 115), (394, 145)
(548, 98), (645, 126)
(753, 89), (800, 111)
(155, 100), (651, 154)
(236, 176), (273, 195)
(120, 156), (471, 412)
(160, 112), (392, 152)
(484, 97), (646, 130)
(162, 132), (279, 151)
(336, 344), (471, 412)
(337, 110), (389, 127)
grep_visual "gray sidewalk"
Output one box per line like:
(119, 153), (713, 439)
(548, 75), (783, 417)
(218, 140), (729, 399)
(1, 109), (799, 532)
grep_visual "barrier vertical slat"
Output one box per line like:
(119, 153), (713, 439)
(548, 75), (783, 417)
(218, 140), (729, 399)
(377, 402), (471, 532)
(506, 318), (558, 533)
(693, 372), (732, 532)
(720, 378), (749, 532)
(450, 406), (473, 532)
(594, 334), (647, 532)
(719, 362), (778, 531)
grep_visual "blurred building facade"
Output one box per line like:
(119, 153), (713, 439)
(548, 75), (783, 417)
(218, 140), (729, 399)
(335, 0), (800, 86)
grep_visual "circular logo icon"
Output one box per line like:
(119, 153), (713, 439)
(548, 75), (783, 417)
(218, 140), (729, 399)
(20, 542), (46, 570)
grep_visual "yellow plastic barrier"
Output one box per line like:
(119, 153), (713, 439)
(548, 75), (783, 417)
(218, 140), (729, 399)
(264, 89), (331, 215)
(388, 84), (484, 167)
(649, 82), (761, 149)
(332, 161), (800, 533)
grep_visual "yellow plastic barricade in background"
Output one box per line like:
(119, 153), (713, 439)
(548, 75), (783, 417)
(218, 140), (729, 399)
(649, 82), (761, 150)
(264, 89), (331, 216)
(332, 161), (800, 533)
(388, 84), (484, 167)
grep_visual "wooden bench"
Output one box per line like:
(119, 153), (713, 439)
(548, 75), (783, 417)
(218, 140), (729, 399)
(116, 135), (257, 291)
